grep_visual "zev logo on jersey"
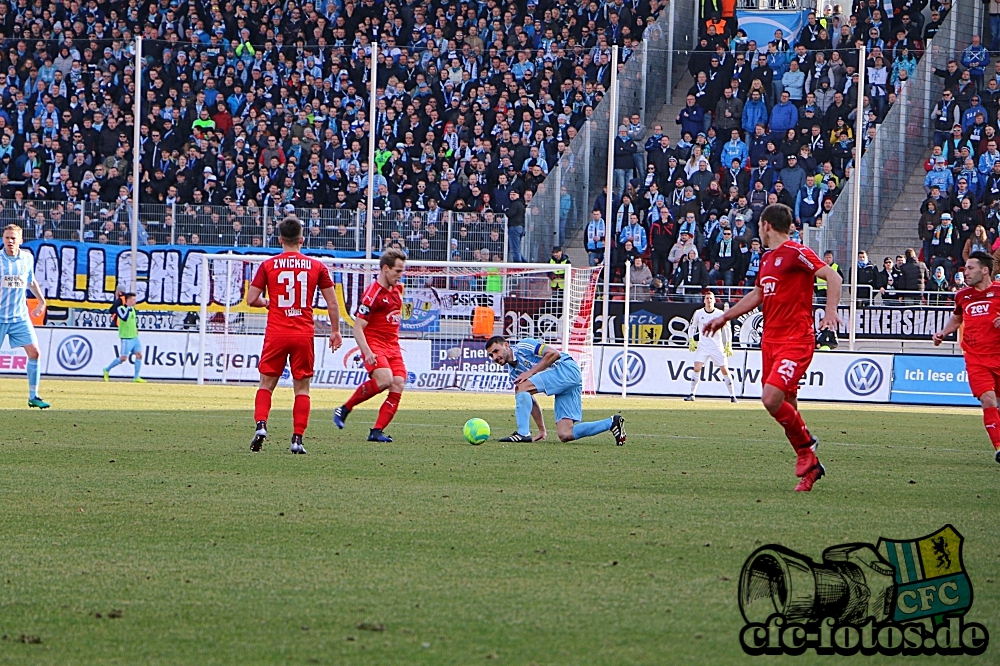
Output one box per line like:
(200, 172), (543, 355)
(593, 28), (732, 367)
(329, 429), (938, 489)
(608, 351), (645, 386)
(56, 335), (93, 371)
(845, 358), (884, 396)
(964, 303), (991, 317)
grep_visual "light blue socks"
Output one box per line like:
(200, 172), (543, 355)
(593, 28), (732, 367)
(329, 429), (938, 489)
(515, 391), (533, 436)
(572, 417), (613, 440)
(26, 358), (39, 399)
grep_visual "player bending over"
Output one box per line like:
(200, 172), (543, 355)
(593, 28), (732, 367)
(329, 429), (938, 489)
(246, 216), (342, 453)
(1, 224), (49, 408)
(685, 291), (737, 402)
(486, 336), (626, 445)
(933, 252), (1000, 464)
(704, 204), (841, 491)
(333, 249), (407, 443)
(102, 292), (145, 383)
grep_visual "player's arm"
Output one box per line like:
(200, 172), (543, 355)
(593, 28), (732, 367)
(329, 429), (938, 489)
(515, 344), (563, 386)
(703, 288), (762, 335)
(319, 285), (343, 351)
(246, 284), (268, 309)
(814, 264), (843, 330)
(27, 278), (46, 317)
(687, 311), (699, 351)
(530, 397), (546, 441)
(933, 311), (963, 345)
(353, 317), (377, 365)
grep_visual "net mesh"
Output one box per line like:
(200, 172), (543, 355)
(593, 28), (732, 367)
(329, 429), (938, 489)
(198, 255), (601, 393)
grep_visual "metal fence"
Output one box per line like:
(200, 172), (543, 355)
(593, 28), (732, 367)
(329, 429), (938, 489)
(0, 198), (506, 262)
(815, 0), (979, 263)
(524, 0), (697, 262)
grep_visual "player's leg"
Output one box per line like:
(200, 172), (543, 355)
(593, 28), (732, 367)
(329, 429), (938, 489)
(104, 343), (126, 380)
(13, 321), (47, 408)
(555, 378), (625, 444)
(336, 357), (392, 428)
(132, 340), (144, 382)
(967, 359), (1000, 462)
(499, 380), (538, 442)
(252, 338), (289, 451)
(370, 373), (405, 442)
(289, 337), (316, 452)
(760, 345), (822, 490)
(687, 361), (704, 400)
(718, 354), (737, 401)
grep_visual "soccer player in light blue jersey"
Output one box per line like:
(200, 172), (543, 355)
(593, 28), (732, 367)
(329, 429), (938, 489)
(486, 336), (625, 445)
(1, 224), (49, 408)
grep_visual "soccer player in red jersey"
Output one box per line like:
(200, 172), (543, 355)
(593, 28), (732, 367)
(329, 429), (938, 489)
(933, 252), (1000, 464)
(704, 204), (842, 491)
(246, 216), (343, 453)
(333, 249), (407, 442)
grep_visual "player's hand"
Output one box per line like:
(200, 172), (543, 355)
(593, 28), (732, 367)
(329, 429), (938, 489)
(329, 331), (343, 351)
(688, 338), (697, 352)
(724, 343), (733, 357)
(514, 372), (533, 388)
(532, 429), (547, 442)
(818, 312), (841, 332)
(364, 351), (377, 366)
(31, 302), (45, 318)
(932, 331), (946, 346)
(702, 315), (726, 336)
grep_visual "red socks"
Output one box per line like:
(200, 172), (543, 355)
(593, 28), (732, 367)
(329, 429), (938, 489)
(254, 388), (272, 423)
(374, 392), (401, 430)
(773, 401), (813, 449)
(293, 394), (311, 436)
(345, 378), (382, 410)
(984, 407), (1000, 449)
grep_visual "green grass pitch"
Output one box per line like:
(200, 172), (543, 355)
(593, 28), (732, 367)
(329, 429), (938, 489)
(0, 378), (997, 664)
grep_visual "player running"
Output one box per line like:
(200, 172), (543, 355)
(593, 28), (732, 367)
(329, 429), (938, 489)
(333, 249), (407, 443)
(685, 291), (738, 402)
(102, 292), (145, 383)
(246, 216), (343, 453)
(1, 224), (49, 408)
(933, 252), (1000, 463)
(485, 335), (626, 445)
(704, 204), (841, 491)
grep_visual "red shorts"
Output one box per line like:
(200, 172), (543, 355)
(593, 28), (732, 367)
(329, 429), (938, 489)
(965, 354), (1000, 398)
(364, 348), (406, 378)
(761, 341), (815, 399)
(258, 336), (315, 380)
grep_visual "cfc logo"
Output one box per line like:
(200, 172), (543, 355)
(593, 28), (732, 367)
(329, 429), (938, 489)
(57, 335), (93, 371)
(845, 359), (883, 396)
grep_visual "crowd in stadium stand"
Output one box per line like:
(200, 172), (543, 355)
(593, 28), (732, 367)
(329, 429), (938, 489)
(587, 0), (999, 304)
(0, 0), (663, 258)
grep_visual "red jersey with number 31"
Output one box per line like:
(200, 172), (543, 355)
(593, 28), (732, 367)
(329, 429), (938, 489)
(356, 280), (403, 352)
(756, 240), (826, 346)
(250, 252), (333, 337)
(955, 282), (1000, 359)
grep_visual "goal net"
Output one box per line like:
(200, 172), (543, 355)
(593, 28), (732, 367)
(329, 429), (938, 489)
(196, 254), (602, 393)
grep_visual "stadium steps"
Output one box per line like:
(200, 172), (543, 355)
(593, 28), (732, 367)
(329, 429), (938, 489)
(564, 72), (695, 267)
(866, 148), (932, 261)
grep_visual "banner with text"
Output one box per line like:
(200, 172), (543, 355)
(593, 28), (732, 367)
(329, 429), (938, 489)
(890, 355), (979, 406)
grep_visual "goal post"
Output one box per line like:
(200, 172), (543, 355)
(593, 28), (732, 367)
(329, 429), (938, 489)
(196, 254), (602, 392)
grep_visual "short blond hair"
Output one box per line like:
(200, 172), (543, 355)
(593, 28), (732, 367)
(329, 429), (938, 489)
(3, 224), (23, 236)
(380, 248), (406, 269)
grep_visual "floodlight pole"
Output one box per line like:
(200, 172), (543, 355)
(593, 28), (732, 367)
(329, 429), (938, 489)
(848, 46), (866, 352)
(131, 36), (142, 293)
(365, 47), (377, 269)
(621, 260), (631, 399)
(601, 45), (619, 345)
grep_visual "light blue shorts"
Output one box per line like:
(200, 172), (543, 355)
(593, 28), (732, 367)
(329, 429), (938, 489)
(119, 337), (142, 357)
(531, 359), (583, 423)
(0, 320), (38, 349)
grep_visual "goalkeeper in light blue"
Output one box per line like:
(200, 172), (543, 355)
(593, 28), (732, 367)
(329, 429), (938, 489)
(102, 292), (146, 383)
(0, 224), (49, 409)
(486, 336), (625, 445)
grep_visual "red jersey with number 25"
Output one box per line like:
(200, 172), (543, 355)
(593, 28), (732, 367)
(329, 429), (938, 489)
(955, 282), (1000, 359)
(250, 252), (333, 337)
(756, 240), (826, 346)
(356, 280), (402, 352)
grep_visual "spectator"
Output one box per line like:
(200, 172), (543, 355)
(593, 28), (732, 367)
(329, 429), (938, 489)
(920, 199), (943, 261)
(856, 251), (879, 303)
(586, 210), (606, 267)
(613, 125), (638, 197)
(929, 213), (961, 276)
(899, 248), (930, 303)
(927, 265), (954, 304)
(671, 248), (708, 301)
(962, 35), (990, 90)
(708, 227), (739, 286)
(506, 190), (526, 263)
(964, 225), (993, 261)
(631, 256), (653, 288)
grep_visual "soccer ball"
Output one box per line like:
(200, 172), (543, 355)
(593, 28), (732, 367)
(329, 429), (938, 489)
(463, 418), (490, 445)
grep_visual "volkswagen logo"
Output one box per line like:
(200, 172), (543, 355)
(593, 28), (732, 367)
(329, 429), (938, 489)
(608, 351), (645, 386)
(845, 359), (883, 396)
(56, 335), (93, 371)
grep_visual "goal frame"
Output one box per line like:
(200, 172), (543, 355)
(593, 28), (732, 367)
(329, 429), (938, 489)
(196, 254), (578, 386)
